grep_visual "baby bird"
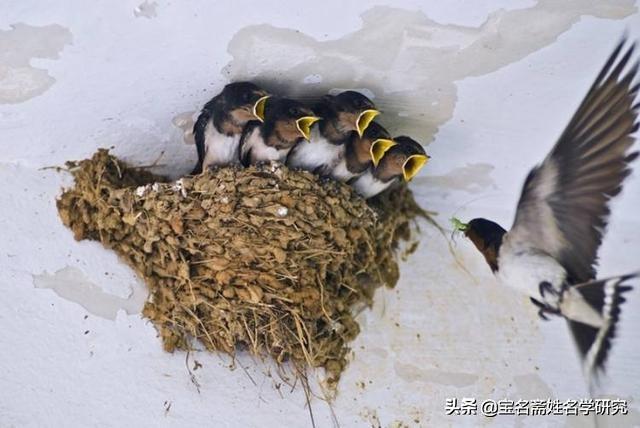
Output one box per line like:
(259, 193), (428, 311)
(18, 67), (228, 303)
(351, 136), (429, 199)
(192, 82), (269, 174)
(239, 98), (320, 166)
(331, 122), (393, 182)
(286, 91), (379, 175)
(454, 38), (639, 380)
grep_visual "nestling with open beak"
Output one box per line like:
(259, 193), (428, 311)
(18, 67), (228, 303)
(330, 122), (393, 182)
(351, 136), (429, 199)
(453, 38), (639, 380)
(239, 98), (320, 166)
(191, 81), (270, 174)
(286, 90), (380, 175)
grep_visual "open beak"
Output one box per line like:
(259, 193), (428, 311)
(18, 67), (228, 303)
(296, 116), (321, 141)
(402, 154), (430, 181)
(370, 139), (397, 167)
(356, 109), (380, 137)
(253, 95), (270, 122)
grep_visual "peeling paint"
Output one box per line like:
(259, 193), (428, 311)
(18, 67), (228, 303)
(172, 110), (196, 145)
(33, 266), (146, 320)
(134, 1), (158, 19)
(221, 1), (636, 145)
(0, 23), (72, 104)
(416, 162), (496, 193)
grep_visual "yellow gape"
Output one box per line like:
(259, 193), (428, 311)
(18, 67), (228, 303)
(370, 139), (397, 166)
(356, 109), (380, 137)
(402, 154), (429, 181)
(253, 96), (270, 122)
(296, 116), (321, 141)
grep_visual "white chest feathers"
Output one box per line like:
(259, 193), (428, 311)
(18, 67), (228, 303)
(201, 121), (241, 169)
(331, 159), (355, 182)
(287, 127), (344, 173)
(241, 126), (290, 165)
(496, 243), (567, 300)
(351, 171), (395, 199)
(497, 238), (605, 328)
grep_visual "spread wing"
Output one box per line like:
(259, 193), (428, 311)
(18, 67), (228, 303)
(509, 39), (639, 283)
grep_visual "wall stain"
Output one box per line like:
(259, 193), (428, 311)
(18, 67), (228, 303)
(134, 1), (158, 19)
(414, 162), (496, 193)
(513, 373), (554, 399)
(0, 23), (72, 104)
(359, 407), (382, 428)
(394, 362), (479, 387)
(172, 110), (196, 145)
(217, 0), (635, 146)
(33, 266), (147, 320)
(342, 223), (545, 419)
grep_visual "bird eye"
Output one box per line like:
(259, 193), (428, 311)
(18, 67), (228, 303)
(355, 97), (368, 108)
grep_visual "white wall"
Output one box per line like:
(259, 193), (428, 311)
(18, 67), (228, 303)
(1, 1), (639, 427)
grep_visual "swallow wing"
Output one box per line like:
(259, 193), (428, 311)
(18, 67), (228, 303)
(509, 38), (639, 283)
(192, 109), (212, 174)
(192, 95), (223, 174)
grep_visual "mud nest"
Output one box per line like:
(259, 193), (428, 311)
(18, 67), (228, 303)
(57, 149), (426, 387)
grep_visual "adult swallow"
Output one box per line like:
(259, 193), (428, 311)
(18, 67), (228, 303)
(331, 122), (393, 182)
(286, 91), (380, 175)
(191, 82), (269, 174)
(239, 98), (320, 166)
(351, 136), (429, 199)
(454, 39), (639, 378)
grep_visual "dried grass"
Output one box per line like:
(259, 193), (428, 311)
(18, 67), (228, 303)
(57, 149), (426, 388)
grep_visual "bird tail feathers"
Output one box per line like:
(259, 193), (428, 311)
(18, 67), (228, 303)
(562, 272), (636, 379)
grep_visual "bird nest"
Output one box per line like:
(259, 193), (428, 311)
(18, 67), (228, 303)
(57, 149), (426, 389)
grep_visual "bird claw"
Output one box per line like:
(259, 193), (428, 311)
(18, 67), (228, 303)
(538, 309), (550, 321)
(538, 281), (555, 298)
(318, 175), (333, 185)
(529, 297), (560, 321)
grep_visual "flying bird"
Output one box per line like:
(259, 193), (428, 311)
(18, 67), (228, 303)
(286, 91), (379, 175)
(192, 82), (269, 174)
(454, 38), (639, 379)
(239, 98), (319, 166)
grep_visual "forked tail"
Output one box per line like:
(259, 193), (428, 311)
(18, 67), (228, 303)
(563, 272), (637, 379)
